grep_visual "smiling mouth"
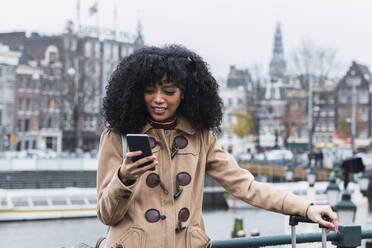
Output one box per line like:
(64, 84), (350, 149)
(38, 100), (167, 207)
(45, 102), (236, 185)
(152, 107), (167, 113)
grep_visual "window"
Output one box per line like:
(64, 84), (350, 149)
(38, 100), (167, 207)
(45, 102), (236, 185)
(26, 98), (30, 111)
(11, 197), (29, 207)
(228, 98), (232, 106)
(31, 197), (49, 206)
(25, 140), (29, 149)
(120, 46), (128, 58)
(360, 128), (368, 138)
(32, 99), (38, 111)
(24, 119), (30, 131)
(0, 197), (7, 207)
(113, 44), (119, 60)
(359, 91), (368, 104)
(87, 196), (97, 204)
(95, 42), (100, 57)
(51, 197), (67, 205)
(7, 67), (15, 80)
(49, 52), (57, 64)
(18, 98), (24, 111)
(104, 43), (111, 60)
(70, 196), (85, 205)
(26, 78), (31, 89)
(30, 80), (35, 89)
(85, 41), (92, 57)
(338, 91), (347, 104)
(18, 77), (24, 88)
(361, 107), (368, 121)
(17, 120), (23, 131)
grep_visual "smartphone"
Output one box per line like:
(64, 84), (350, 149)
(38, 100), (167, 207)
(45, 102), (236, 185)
(126, 134), (155, 170)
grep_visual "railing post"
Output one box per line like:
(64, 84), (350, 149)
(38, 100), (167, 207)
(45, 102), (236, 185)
(331, 225), (361, 248)
(365, 239), (372, 248)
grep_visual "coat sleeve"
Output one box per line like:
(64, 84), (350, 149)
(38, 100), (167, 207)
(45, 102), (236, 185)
(96, 129), (138, 226)
(204, 131), (312, 217)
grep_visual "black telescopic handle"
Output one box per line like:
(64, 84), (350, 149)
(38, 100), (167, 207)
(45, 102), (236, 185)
(289, 215), (315, 226)
(289, 215), (331, 227)
(319, 215), (331, 229)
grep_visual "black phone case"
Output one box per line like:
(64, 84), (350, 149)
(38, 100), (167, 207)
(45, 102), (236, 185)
(126, 134), (154, 170)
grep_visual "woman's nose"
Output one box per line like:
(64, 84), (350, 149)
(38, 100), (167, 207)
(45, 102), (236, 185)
(154, 91), (164, 103)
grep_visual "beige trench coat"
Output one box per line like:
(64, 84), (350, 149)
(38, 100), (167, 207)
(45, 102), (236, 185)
(97, 116), (312, 248)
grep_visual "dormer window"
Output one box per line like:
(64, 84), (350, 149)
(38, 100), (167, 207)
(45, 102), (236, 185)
(49, 52), (57, 64)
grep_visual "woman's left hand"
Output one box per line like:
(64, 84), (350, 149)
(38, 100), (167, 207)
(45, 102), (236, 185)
(306, 205), (338, 233)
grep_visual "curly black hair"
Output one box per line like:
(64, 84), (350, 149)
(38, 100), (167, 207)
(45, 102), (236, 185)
(103, 44), (223, 135)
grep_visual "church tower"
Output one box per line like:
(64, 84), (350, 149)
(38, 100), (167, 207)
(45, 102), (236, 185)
(269, 22), (286, 81)
(134, 20), (145, 50)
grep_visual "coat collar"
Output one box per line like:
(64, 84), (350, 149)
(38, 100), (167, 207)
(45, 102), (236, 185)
(142, 115), (196, 135)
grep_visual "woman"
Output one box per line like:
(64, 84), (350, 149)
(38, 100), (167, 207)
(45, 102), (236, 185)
(97, 45), (338, 248)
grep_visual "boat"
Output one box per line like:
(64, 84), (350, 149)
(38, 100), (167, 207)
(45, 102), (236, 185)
(224, 181), (329, 209)
(0, 187), (97, 221)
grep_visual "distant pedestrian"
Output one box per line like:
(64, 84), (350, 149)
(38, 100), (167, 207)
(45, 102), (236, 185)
(97, 45), (338, 248)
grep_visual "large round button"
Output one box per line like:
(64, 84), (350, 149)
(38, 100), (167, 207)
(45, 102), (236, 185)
(177, 172), (191, 186)
(145, 209), (166, 223)
(149, 137), (156, 149)
(173, 136), (188, 149)
(178, 208), (190, 222)
(146, 173), (160, 188)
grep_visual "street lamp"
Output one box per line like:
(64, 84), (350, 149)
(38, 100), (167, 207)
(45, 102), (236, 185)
(285, 164), (294, 182)
(334, 190), (356, 224)
(335, 166), (343, 186)
(326, 173), (340, 208)
(308, 105), (320, 167)
(307, 167), (317, 187)
(358, 172), (370, 196)
(334, 157), (364, 224)
(67, 67), (82, 151)
(346, 70), (361, 155)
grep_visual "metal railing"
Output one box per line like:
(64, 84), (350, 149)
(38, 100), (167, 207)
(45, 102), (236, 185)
(211, 224), (372, 248)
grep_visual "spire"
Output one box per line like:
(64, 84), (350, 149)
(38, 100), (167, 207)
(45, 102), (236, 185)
(269, 22), (286, 80)
(134, 19), (144, 49)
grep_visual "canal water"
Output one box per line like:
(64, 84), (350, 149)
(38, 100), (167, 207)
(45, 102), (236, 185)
(1, 208), (372, 248)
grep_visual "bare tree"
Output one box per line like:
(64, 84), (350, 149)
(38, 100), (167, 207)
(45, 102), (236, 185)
(60, 37), (102, 152)
(290, 38), (342, 152)
(291, 38), (341, 83)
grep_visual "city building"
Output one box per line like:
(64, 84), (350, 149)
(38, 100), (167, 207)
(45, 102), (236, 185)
(312, 81), (337, 148)
(0, 43), (21, 151)
(269, 22), (287, 81)
(335, 61), (372, 148)
(0, 23), (144, 152)
(218, 66), (254, 155)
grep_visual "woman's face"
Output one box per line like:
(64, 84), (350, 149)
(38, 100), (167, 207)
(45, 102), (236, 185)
(144, 76), (183, 122)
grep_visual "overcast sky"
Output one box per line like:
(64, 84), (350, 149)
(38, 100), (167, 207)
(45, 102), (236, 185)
(1, 0), (371, 79)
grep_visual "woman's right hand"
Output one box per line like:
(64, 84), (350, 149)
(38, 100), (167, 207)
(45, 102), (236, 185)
(119, 151), (158, 185)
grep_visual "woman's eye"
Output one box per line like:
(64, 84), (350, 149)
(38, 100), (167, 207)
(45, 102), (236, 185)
(164, 91), (175, 95)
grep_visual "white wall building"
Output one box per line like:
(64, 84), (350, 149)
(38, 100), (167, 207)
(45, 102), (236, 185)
(218, 86), (254, 156)
(0, 44), (21, 151)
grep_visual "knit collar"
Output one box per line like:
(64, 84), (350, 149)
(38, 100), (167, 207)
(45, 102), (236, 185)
(149, 116), (177, 130)
(142, 115), (195, 135)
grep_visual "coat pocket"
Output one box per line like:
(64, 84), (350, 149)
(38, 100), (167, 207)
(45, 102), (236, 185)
(111, 227), (146, 248)
(186, 226), (211, 248)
